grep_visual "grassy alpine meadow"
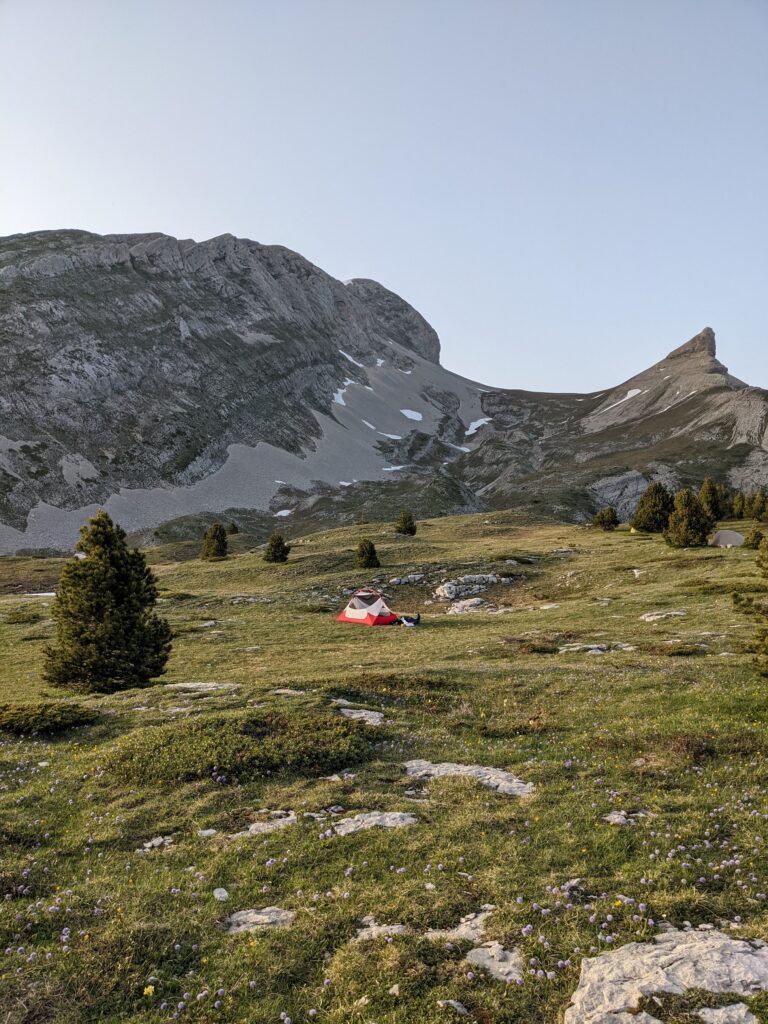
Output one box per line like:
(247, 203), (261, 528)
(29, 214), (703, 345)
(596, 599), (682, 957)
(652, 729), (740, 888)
(2, 511), (768, 1023)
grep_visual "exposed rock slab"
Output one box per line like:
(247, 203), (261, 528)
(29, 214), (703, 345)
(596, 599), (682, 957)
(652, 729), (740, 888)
(228, 810), (297, 840)
(224, 906), (295, 933)
(353, 915), (411, 941)
(698, 1005), (757, 1024)
(404, 760), (533, 797)
(425, 906), (497, 944)
(466, 941), (524, 983)
(332, 811), (418, 836)
(640, 609), (688, 622)
(563, 929), (768, 1023)
(339, 707), (385, 726)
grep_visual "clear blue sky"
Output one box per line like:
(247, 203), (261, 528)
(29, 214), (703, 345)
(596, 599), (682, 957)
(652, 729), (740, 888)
(1, 0), (766, 391)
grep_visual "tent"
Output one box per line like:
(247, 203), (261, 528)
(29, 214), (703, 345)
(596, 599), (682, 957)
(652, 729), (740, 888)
(337, 588), (399, 626)
(711, 529), (745, 548)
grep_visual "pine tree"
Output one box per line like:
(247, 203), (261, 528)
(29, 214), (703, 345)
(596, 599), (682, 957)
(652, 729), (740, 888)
(746, 490), (768, 521)
(715, 482), (732, 519)
(664, 488), (714, 548)
(632, 482), (674, 533)
(200, 523), (228, 560)
(699, 477), (721, 522)
(744, 527), (765, 550)
(394, 510), (417, 536)
(264, 532), (291, 563)
(593, 506), (619, 531)
(355, 538), (380, 569)
(43, 511), (171, 694)
(732, 491), (746, 519)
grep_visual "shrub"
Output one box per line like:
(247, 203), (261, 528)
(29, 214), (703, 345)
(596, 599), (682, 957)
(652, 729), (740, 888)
(108, 709), (372, 784)
(664, 489), (714, 548)
(4, 607), (43, 625)
(632, 482), (674, 533)
(394, 510), (417, 536)
(592, 506), (619, 531)
(264, 532), (291, 563)
(226, 521), (239, 535)
(200, 523), (227, 560)
(0, 701), (98, 735)
(43, 512), (172, 694)
(744, 527), (765, 550)
(355, 538), (380, 569)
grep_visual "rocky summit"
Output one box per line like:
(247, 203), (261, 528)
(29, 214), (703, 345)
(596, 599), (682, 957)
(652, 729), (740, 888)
(0, 229), (766, 552)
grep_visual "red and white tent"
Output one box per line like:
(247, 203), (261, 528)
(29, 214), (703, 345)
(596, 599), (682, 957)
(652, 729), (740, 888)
(337, 588), (399, 626)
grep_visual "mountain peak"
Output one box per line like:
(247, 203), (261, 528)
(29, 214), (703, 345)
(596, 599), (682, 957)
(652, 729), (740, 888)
(667, 327), (716, 360)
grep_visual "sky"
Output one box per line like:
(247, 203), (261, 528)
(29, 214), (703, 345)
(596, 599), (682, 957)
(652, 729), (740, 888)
(1, 0), (766, 392)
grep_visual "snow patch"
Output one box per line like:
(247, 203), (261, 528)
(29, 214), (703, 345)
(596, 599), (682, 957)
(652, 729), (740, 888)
(274, 509), (293, 517)
(400, 409), (423, 421)
(338, 349), (364, 368)
(465, 417), (491, 437)
(599, 388), (643, 414)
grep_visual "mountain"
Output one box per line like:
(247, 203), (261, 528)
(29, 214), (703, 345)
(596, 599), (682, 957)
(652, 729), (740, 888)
(0, 229), (766, 553)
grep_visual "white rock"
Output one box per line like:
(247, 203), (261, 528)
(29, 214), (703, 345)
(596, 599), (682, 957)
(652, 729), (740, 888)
(332, 811), (418, 836)
(270, 688), (306, 696)
(339, 708), (385, 726)
(425, 905), (496, 944)
(353, 915), (411, 941)
(563, 929), (768, 1024)
(539, 602), (560, 610)
(213, 887), (229, 902)
(164, 681), (233, 691)
(389, 574), (424, 585)
(446, 598), (487, 615)
(229, 810), (297, 840)
(466, 941), (524, 983)
(697, 1005), (757, 1024)
(198, 828), (218, 837)
(640, 609), (688, 622)
(437, 999), (470, 1016)
(224, 906), (295, 933)
(140, 835), (173, 851)
(602, 809), (647, 826)
(404, 760), (534, 797)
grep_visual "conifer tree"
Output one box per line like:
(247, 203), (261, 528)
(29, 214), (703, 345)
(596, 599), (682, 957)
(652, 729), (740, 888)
(664, 488), (714, 548)
(631, 482), (674, 533)
(746, 490), (768, 521)
(715, 482), (732, 519)
(355, 538), (380, 569)
(43, 511), (171, 693)
(394, 510), (417, 536)
(732, 491), (746, 519)
(744, 527), (765, 550)
(264, 532), (291, 563)
(699, 477), (721, 522)
(200, 523), (228, 560)
(593, 506), (619, 531)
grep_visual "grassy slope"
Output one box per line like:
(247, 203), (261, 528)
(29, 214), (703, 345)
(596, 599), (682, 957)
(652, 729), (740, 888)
(1, 512), (768, 1023)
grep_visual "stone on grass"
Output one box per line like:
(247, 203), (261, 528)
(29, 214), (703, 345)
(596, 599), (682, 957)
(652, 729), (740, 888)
(270, 688), (306, 696)
(425, 905), (496, 944)
(697, 1006), (757, 1024)
(563, 928), (768, 1024)
(224, 907), (295, 934)
(446, 598), (487, 615)
(466, 941), (524, 983)
(164, 681), (234, 692)
(602, 809), (647, 826)
(229, 810), (297, 841)
(332, 811), (418, 836)
(339, 708), (385, 726)
(138, 835), (173, 852)
(389, 574), (424, 585)
(198, 828), (218, 837)
(353, 915), (411, 941)
(639, 609), (687, 622)
(437, 999), (470, 1016)
(213, 887), (229, 902)
(404, 760), (533, 797)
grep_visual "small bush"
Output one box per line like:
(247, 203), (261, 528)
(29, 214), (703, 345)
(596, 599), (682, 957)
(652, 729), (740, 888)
(744, 527), (765, 550)
(200, 523), (228, 560)
(394, 510), (417, 536)
(355, 538), (380, 569)
(4, 607), (43, 625)
(264, 532), (291, 563)
(108, 709), (373, 784)
(0, 701), (98, 735)
(592, 506), (619, 531)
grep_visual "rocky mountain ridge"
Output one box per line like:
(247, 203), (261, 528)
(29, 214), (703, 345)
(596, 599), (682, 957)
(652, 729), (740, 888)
(0, 229), (766, 552)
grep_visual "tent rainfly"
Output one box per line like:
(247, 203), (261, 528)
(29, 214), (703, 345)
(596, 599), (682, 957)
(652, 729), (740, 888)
(710, 530), (745, 548)
(337, 588), (399, 626)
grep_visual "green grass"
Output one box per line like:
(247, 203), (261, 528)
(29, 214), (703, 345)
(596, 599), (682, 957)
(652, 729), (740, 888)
(1, 513), (768, 1022)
